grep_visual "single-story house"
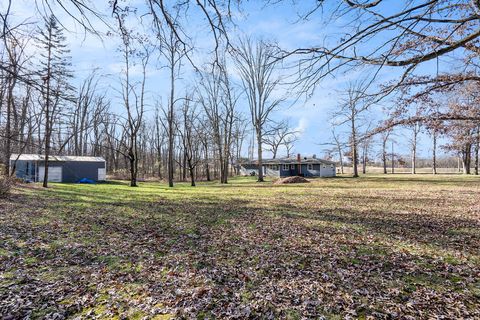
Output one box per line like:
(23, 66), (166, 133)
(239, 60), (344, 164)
(10, 154), (107, 183)
(239, 154), (336, 178)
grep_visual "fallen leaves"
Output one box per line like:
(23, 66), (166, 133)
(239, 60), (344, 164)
(0, 175), (479, 318)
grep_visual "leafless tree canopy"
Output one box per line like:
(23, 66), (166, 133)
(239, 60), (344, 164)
(1, 0), (480, 183)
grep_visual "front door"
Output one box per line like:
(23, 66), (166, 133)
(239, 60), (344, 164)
(289, 164), (297, 176)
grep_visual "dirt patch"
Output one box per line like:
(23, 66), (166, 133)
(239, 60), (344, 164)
(274, 176), (310, 184)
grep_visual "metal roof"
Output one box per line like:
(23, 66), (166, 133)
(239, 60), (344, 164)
(10, 154), (106, 162)
(263, 157), (336, 165)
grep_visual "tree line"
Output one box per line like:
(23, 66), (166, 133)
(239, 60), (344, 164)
(1, 0), (480, 188)
(0, 6), (299, 187)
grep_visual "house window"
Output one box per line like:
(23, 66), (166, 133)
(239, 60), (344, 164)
(283, 164), (289, 170)
(322, 165), (326, 168)
(272, 165), (279, 171)
(330, 164), (334, 168)
(290, 164), (295, 169)
(307, 164), (313, 171)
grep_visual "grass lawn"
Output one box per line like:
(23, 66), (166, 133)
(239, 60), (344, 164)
(1, 175), (479, 319)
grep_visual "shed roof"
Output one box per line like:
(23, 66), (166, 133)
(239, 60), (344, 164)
(263, 157), (336, 165)
(10, 154), (105, 162)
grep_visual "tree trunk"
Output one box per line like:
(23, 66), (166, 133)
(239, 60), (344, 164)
(204, 144), (211, 181)
(432, 131), (437, 175)
(129, 153), (137, 187)
(391, 141), (395, 174)
(272, 147), (277, 159)
(462, 145), (471, 174)
(411, 146), (416, 174)
(339, 156), (344, 174)
(43, 47), (52, 188)
(361, 143), (367, 174)
(336, 144), (344, 174)
(475, 126), (479, 175)
(352, 143), (358, 177)
(168, 93), (174, 187)
(256, 128), (264, 182)
(351, 115), (358, 178)
(4, 77), (12, 176)
(182, 150), (187, 181)
(382, 144), (387, 174)
(189, 163), (195, 187)
(157, 147), (162, 179)
(43, 113), (51, 188)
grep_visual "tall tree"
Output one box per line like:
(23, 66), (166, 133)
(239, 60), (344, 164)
(409, 122), (422, 174)
(233, 38), (284, 182)
(198, 59), (238, 184)
(331, 128), (345, 174)
(36, 15), (73, 187)
(333, 82), (371, 178)
(379, 128), (392, 174)
(177, 97), (201, 186)
(156, 11), (187, 188)
(113, 8), (151, 187)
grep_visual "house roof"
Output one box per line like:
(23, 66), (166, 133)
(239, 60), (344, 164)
(263, 157), (336, 165)
(10, 154), (106, 162)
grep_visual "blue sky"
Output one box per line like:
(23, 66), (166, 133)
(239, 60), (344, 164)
(5, 0), (450, 160)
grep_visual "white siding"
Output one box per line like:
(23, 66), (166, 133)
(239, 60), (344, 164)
(265, 167), (280, 177)
(320, 164), (336, 177)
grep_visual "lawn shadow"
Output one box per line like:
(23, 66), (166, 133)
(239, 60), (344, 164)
(1, 182), (479, 319)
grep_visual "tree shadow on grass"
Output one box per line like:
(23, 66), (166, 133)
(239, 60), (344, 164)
(275, 201), (480, 257)
(0, 186), (479, 319)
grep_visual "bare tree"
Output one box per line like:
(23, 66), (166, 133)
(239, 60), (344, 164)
(331, 128), (344, 174)
(263, 120), (298, 159)
(71, 70), (100, 156)
(198, 59), (239, 183)
(360, 134), (372, 175)
(425, 114), (446, 175)
(177, 96), (201, 186)
(409, 122), (422, 174)
(333, 82), (371, 178)
(156, 11), (188, 188)
(288, 1), (480, 99)
(283, 133), (298, 158)
(379, 128), (392, 174)
(233, 38), (285, 182)
(1, 30), (31, 175)
(114, 8), (151, 187)
(231, 115), (248, 175)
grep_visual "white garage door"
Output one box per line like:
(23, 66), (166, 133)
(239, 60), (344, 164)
(38, 166), (62, 182)
(98, 168), (106, 181)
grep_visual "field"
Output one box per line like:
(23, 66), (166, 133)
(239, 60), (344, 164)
(1, 175), (479, 319)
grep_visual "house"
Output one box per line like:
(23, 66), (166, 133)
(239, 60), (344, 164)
(239, 154), (336, 178)
(264, 155), (336, 177)
(9, 154), (107, 183)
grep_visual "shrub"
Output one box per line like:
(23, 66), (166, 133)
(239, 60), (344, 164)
(0, 176), (12, 198)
